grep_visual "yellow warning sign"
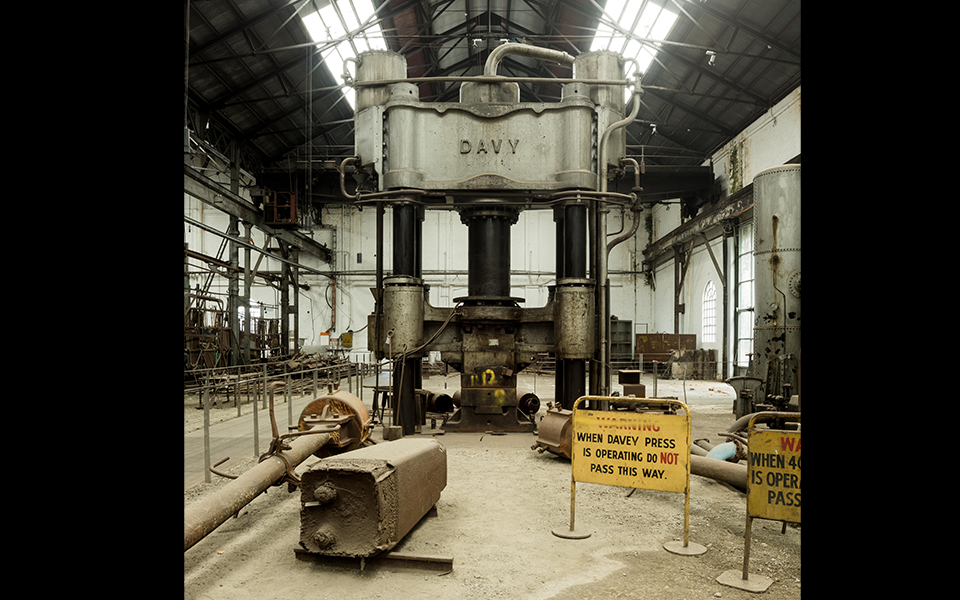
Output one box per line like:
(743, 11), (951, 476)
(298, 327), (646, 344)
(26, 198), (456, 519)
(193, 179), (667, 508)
(572, 407), (689, 493)
(747, 429), (801, 523)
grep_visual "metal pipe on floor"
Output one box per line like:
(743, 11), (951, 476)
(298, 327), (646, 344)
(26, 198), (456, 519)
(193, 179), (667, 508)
(184, 429), (334, 552)
(690, 454), (747, 489)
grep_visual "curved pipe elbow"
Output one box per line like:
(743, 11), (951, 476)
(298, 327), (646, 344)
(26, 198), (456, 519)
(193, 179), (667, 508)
(339, 156), (358, 200)
(484, 42), (574, 77)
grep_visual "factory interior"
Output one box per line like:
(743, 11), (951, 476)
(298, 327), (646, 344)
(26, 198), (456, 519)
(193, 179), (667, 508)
(184, 1), (801, 598)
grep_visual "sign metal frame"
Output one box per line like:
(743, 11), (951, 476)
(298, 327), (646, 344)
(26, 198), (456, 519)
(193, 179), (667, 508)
(553, 395), (704, 556)
(718, 411), (801, 592)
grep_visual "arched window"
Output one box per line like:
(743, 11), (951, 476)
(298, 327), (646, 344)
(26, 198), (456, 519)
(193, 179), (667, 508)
(702, 281), (716, 343)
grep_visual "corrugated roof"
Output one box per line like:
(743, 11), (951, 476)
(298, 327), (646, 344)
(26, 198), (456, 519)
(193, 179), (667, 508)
(185, 0), (800, 176)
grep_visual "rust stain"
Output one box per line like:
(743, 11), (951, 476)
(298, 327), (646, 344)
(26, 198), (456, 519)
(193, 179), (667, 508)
(771, 214), (779, 249)
(769, 215), (780, 285)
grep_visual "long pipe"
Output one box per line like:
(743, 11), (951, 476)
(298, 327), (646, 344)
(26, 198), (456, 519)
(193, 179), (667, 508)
(596, 82), (642, 395)
(353, 76), (630, 87)
(339, 150), (635, 205)
(184, 429), (333, 552)
(690, 455), (747, 489)
(606, 204), (642, 255)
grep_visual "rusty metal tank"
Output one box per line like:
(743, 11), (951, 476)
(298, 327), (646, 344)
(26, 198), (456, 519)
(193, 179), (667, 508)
(751, 164), (801, 410)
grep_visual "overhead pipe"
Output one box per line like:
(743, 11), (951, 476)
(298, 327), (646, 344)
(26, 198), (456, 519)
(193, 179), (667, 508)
(352, 75), (632, 87)
(338, 160), (637, 206)
(483, 42), (575, 77)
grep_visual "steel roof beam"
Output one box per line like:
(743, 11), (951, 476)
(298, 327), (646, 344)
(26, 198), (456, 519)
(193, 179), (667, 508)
(184, 164), (332, 264)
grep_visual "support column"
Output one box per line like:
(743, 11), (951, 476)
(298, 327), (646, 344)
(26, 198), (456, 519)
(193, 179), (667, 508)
(291, 247), (300, 356)
(392, 201), (422, 436)
(280, 241), (290, 357)
(227, 216), (240, 366)
(243, 222), (252, 365)
(227, 145), (242, 366)
(375, 201), (384, 357)
(553, 208), (565, 407)
(674, 244), (687, 337)
(557, 202), (588, 410)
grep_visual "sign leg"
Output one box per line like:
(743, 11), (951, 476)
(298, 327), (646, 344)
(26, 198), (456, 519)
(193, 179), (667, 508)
(662, 494), (705, 556)
(552, 475), (590, 539)
(716, 514), (773, 592)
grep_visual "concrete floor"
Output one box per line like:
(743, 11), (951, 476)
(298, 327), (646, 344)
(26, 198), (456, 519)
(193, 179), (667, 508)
(184, 370), (803, 600)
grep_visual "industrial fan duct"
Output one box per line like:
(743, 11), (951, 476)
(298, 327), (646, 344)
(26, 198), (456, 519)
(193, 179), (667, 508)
(352, 45), (638, 433)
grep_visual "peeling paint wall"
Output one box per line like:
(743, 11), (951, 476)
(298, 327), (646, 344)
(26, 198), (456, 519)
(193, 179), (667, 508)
(711, 87), (801, 198)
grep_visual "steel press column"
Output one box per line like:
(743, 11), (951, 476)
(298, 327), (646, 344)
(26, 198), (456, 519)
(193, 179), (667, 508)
(391, 200), (423, 436)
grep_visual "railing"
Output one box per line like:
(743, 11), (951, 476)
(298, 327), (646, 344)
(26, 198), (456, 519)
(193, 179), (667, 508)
(184, 357), (372, 485)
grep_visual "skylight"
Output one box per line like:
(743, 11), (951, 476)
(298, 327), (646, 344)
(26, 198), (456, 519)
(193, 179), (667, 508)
(591, 0), (678, 92)
(302, 1), (387, 110)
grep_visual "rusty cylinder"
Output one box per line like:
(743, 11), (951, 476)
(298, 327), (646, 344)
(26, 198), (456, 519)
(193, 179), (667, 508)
(518, 392), (541, 415)
(427, 392), (454, 413)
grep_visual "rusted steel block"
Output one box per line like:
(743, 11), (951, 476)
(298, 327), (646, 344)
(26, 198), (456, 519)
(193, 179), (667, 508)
(298, 438), (447, 558)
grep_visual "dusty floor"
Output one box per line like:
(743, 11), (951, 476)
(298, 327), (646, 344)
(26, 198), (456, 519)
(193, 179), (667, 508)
(184, 371), (800, 600)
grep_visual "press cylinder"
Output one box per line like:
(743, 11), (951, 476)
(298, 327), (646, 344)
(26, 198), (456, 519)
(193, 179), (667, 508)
(460, 206), (519, 300)
(382, 275), (424, 355)
(572, 50), (625, 111)
(573, 50), (626, 169)
(460, 80), (520, 104)
(354, 49), (407, 113)
(554, 278), (595, 359)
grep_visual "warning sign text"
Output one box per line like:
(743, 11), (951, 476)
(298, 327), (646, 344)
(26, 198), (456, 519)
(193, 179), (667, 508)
(571, 409), (689, 493)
